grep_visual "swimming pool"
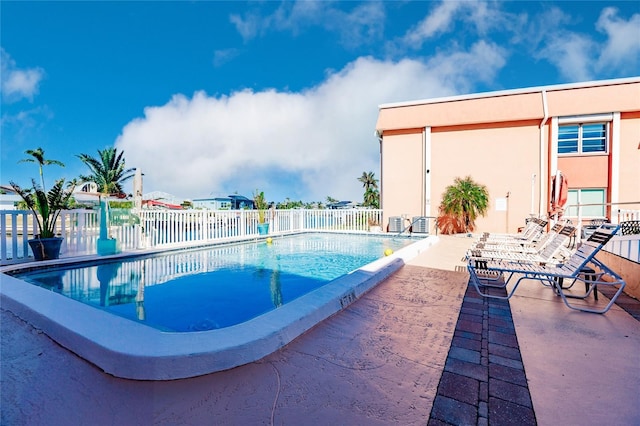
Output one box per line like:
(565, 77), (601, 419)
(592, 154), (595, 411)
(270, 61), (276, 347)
(1, 232), (438, 380)
(11, 234), (414, 332)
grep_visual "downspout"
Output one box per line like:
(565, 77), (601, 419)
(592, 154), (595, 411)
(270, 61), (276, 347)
(539, 90), (549, 218)
(376, 130), (384, 227)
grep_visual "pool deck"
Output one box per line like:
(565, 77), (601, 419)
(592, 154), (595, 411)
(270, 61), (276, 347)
(2, 235), (640, 424)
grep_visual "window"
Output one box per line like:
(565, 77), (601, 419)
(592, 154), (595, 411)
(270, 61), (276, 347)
(565, 188), (606, 217)
(558, 123), (607, 154)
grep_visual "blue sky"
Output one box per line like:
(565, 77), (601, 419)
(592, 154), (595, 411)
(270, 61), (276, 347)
(2, 1), (639, 204)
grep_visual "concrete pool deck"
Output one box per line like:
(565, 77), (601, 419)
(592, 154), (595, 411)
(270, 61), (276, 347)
(2, 235), (640, 424)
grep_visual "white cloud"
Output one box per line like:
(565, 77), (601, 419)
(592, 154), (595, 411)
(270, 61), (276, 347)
(229, 11), (261, 41)
(229, 1), (385, 48)
(425, 41), (507, 90)
(516, 7), (570, 48)
(534, 6), (640, 82)
(538, 32), (595, 81)
(0, 48), (45, 103)
(595, 7), (640, 73)
(115, 44), (507, 202)
(399, 1), (517, 50)
(213, 48), (241, 67)
(401, 1), (464, 48)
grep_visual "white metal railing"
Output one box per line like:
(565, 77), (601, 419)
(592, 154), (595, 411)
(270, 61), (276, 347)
(562, 201), (640, 238)
(1, 208), (384, 266)
(618, 209), (640, 221)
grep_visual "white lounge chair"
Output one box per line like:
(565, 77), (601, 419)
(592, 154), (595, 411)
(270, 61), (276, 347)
(467, 224), (575, 265)
(477, 217), (548, 244)
(468, 224), (625, 314)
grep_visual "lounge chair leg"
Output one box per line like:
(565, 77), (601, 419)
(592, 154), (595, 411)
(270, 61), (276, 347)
(580, 267), (598, 300)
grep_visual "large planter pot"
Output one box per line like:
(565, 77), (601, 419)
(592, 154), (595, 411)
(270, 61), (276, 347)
(28, 237), (64, 261)
(97, 238), (119, 256)
(257, 223), (270, 235)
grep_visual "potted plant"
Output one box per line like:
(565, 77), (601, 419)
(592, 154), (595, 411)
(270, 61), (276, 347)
(9, 178), (76, 260)
(253, 190), (270, 235)
(368, 216), (382, 233)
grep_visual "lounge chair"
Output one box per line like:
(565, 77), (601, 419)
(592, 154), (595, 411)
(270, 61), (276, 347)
(471, 221), (566, 252)
(468, 223), (625, 314)
(467, 224), (575, 265)
(478, 217), (548, 244)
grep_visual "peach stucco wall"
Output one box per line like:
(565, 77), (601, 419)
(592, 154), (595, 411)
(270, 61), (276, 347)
(380, 131), (424, 230)
(557, 155), (609, 189)
(376, 92), (544, 131)
(596, 251), (640, 300)
(618, 116), (640, 204)
(546, 83), (640, 117)
(430, 125), (541, 233)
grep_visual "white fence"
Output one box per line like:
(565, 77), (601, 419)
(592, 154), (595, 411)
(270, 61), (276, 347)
(618, 209), (640, 221)
(604, 235), (640, 263)
(1, 208), (383, 266)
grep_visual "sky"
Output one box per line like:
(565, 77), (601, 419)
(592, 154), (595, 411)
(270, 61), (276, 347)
(1, 1), (639, 204)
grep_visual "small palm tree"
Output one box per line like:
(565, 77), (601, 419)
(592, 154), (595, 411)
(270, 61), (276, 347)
(437, 176), (489, 234)
(77, 147), (135, 196)
(19, 147), (65, 192)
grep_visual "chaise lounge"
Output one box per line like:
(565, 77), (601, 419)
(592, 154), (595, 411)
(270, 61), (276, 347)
(467, 223), (625, 314)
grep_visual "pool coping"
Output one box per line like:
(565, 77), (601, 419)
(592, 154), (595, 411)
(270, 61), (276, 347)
(0, 234), (438, 380)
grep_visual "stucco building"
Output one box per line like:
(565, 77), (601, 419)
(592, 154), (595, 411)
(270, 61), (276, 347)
(375, 77), (640, 234)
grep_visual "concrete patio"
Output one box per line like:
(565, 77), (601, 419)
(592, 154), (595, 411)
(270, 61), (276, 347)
(2, 235), (639, 425)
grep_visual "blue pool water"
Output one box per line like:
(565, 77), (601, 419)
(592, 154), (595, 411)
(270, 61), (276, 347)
(12, 233), (415, 332)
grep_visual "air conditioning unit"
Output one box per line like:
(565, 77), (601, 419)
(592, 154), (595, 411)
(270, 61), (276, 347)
(411, 216), (429, 234)
(388, 216), (403, 233)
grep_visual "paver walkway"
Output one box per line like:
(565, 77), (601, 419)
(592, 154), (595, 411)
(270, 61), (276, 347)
(429, 284), (536, 425)
(410, 234), (640, 426)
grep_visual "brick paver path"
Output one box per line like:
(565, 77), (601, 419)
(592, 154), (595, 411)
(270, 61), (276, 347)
(429, 284), (537, 426)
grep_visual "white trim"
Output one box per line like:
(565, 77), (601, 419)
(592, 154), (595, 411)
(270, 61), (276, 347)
(539, 90), (549, 216)
(378, 77), (640, 109)
(558, 113), (613, 124)
(550, 117), (559, 178)
(611, 112), (621, 223)
(424, 127), (431, 216)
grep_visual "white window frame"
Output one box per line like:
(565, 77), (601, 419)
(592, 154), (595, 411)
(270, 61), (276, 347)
(556, 113), (612, 156)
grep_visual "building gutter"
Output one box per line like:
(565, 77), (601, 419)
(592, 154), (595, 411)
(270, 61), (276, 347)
(539, 90), (549, 217)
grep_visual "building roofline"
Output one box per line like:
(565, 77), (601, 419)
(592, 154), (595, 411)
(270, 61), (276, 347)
(378, 76), (640, 110)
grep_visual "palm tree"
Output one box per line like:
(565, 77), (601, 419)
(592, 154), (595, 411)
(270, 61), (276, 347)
(358, 171), (379, 208)
(19, 147), (65, 192)
(326, 196), (339, 205)
(437, 176), (489, 234)
(363, 188), (380, 208)
(77, 147), (135, 196)
(358, 171), (378, 192)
